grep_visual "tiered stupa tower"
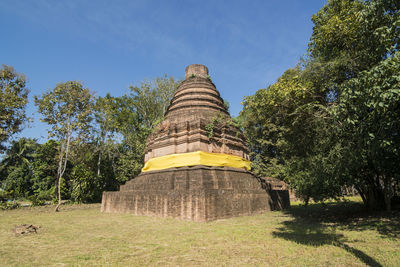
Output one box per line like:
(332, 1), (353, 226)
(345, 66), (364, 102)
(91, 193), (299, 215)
(101, 64), (289, 221)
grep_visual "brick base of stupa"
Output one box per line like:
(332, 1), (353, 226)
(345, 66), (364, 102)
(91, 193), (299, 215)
(101, 166), (289, 222)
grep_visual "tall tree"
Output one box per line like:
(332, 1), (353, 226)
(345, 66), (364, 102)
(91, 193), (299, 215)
(93, 94), (121, 179)
(242, 0), (400, 210)
(128, 75), (179, 129)
(0, 65), (29, 151)
(114, 75), (180, 182)
(308, 0), (400, 210)
(241, 67), (312, 177)
(333, 52), (400, 210)
(35, 81), (94, 211)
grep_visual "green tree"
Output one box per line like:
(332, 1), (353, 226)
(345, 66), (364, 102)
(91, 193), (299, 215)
(128, 75), (179, 129)
(68, 141), (117, 203)
(70, 162), (98, 203)
(308, 0), (400, 210)
(241, 67), (342, 203)
(35, 81), (94, 211)
(31, 140), (59, 201)
(306, 0), (399, 96)
(241, 67), (313, 176)
(242, 0), (399, 210)
(333, 52), (400, 210)
(0, 138), (38, 198)
(114, 75), (180, 182)
(0, 65), (29, 151)
(93, 94), (122, 180)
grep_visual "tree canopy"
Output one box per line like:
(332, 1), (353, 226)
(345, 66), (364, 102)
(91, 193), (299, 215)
(241, 0), (400, 210)
(35, 81), (95, 210)
(0, 65), (29, 151)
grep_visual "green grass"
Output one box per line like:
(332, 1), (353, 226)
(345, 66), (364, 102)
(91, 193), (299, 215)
(1, 198), (399, 266)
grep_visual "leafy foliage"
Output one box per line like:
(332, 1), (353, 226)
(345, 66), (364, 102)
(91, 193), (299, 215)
(0, 138), (37, 198)
(35, 81), (95, 210)
(333, 51), (400, 210)
(0, 65), (29, 151)
(0, 75), (181, 205)
(241, 67), (314, 177)
(31, 140), (59, 201)
(242, 0), (400, 210)
(114, 75), (180, 181)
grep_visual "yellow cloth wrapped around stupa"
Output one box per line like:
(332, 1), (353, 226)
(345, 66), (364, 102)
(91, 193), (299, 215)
(142, 151), (251, 172)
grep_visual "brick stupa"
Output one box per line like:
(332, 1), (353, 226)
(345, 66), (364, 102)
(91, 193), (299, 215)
(101, 64), (289, 221)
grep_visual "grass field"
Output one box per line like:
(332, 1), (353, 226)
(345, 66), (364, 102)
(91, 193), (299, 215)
(1, 198), (399, 266)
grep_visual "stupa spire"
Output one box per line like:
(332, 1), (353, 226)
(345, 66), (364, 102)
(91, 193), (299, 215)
(165, 64), (229, 121)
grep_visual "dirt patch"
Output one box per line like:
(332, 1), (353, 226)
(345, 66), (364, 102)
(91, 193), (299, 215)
(13, 224), (40, 236)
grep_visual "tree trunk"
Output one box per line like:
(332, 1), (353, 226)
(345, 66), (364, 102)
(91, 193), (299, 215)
(383, 176), (392, 212)
(356, 184), (382, 210)
(304, 196), (310, 206)
(355, 186), (367, 206)
(97, 147), (102, 177)
(97, 132), (106, 177)
(109, 148), (117, 175)
(54, 140), (65, 212)
(54, 173), (62, 212)
(55, 130), (71, 212)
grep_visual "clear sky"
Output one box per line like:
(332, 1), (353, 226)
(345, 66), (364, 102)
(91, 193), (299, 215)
(0, 0), (325, 143)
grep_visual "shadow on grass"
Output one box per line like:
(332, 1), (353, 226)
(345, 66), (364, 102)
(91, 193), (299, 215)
(272, 200), (400, 267)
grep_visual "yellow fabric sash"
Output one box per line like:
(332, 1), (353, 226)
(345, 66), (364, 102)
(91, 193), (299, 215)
(142, 151), (251, 172)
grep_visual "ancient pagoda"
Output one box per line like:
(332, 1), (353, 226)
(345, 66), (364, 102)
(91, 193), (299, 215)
(101, 64), (289, 221)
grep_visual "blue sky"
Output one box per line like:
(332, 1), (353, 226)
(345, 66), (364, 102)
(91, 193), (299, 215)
(0, 0), (325, 143)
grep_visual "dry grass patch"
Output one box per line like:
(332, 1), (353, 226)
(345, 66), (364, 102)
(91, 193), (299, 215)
(0, 199), (399, 266)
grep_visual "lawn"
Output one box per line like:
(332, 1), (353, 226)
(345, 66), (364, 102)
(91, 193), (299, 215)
(1, 198), (399, 266)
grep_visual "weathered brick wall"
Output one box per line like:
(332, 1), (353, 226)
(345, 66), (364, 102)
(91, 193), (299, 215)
(101, 166), (289, 221)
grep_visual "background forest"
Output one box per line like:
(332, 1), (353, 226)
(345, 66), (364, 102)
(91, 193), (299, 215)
(1, 0), (399, 211)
